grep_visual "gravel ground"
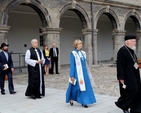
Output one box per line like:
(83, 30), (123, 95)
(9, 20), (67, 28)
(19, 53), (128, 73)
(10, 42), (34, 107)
(12, 65), (121, 97)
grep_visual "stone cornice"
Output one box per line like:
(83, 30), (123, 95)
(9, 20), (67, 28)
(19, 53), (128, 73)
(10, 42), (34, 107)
(94, 29), (99, 34)
(94, 0), (141, 10)
(69, 0), (141, 11)
(112, 30), (126, 35)
(0, 26), (11, 33)
(82, 28), (92, 35)
(41, 27), (62, 34)
(136, 30), (141, 34)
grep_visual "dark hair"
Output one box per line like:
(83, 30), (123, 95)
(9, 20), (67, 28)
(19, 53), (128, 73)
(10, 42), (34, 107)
(43, 45), (48, 50)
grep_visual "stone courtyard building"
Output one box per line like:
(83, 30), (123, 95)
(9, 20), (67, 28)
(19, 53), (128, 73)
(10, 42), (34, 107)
(0, 0), (141, 71)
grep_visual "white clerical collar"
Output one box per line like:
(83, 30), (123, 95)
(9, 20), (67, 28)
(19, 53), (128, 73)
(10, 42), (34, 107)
(35, 48), (37, 51)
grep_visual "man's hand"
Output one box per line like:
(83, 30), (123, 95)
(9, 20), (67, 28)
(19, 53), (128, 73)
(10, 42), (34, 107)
(36, 60), (40, 64)
(120, 79), (126, 89)
(40, 59), (44, 64)
(11, 68), (14, 72)
(119, 79), (124, 84)
(36, 59), (43, 64)
(3, 67), (8, 70)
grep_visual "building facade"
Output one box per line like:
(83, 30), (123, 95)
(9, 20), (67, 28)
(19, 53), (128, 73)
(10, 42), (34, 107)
(0, 0), (141, 70)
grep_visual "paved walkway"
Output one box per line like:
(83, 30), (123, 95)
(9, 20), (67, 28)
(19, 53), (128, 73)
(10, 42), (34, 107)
(0, 82), (122, 113)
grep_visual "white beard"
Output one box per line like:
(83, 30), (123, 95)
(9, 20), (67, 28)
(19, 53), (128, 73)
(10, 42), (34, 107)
(131, 46), (136, 50)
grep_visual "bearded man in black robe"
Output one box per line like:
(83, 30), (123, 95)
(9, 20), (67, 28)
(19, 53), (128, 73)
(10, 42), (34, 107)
(115, 35), (141, 113)
(25, 39), (45, 99)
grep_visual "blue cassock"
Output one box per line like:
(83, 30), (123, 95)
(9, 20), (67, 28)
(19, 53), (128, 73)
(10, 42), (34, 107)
(66, 49), (96, 105)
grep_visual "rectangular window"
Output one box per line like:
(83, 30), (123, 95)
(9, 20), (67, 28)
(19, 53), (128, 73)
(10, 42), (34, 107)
(39, 28), (43, 46)
(40, 36), (44, 46)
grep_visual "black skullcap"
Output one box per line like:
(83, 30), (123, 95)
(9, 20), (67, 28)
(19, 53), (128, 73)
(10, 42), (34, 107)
(124, 34), (136, 41)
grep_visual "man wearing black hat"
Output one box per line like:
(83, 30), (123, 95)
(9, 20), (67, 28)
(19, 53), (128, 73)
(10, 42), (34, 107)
(115, 35), (141, 113)
(0, 43), (16, 95)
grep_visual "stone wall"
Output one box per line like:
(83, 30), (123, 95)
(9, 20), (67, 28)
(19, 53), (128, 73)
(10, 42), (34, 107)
(0, 0), (141, 66)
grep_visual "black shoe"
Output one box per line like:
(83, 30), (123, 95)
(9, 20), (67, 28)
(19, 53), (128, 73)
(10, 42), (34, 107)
(115, 102), (119, 107)
(10, 91), (16, 94)
(1, 92), (5, 95)
(51, 72), (54, 75)
(115, 101), (121, 109)
(130, 110), (141, 113)
(56, 73), (60, 74)
(31, 95), (36, 99)
(70, 101), (73, 106)
(36, 96), (41, 99)
(123, 110), (130, 113)
(82, 104), (88, 108)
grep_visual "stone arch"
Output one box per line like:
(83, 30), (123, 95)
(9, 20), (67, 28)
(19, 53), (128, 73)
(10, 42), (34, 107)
(58, 3), (91, 29)
(95, 7), (120, 30)
(1, 0), (50, 27)
(124, 11), (141, 30)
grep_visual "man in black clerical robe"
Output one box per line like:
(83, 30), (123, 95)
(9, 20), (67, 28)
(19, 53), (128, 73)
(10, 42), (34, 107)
(25, 39), (45, 99)
(115, 35), (141, 113)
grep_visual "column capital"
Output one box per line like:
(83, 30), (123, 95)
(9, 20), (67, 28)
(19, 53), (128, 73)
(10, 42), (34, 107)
(82, 28), (92, 35)
(94, 29), (99, 34)
(41, 27), (62, 35)
(0, 26), (11, 33)
(113, 30), (126, 35)
(136, 30), (141, 34)
(82, 29), (99, 35)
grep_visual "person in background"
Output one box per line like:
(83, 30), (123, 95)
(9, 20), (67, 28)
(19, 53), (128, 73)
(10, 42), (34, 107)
(49, 43), (59, 74)
(43, 45), (50, 75)
(66, 39), (96, 108)
(25, 39), (45, 99)
(0, 43), (16, 95)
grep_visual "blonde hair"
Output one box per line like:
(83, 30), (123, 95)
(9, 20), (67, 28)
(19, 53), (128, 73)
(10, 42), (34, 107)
(73, 39), (82, 48)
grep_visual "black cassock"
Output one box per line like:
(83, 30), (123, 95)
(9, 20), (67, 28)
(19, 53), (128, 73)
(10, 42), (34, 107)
(116, 46), (141, 112)
(25, 47), (45, 98)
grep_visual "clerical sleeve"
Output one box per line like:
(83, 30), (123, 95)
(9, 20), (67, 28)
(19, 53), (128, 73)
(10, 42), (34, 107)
(25, 50), (36, 67)
(117, 48), (125, 80)
(70, 53), (75, 78)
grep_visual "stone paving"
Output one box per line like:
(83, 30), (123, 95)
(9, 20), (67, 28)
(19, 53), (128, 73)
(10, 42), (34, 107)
(13, 65), (120, 96)
(1, 65), (139, 113)
(0, 83), (121, 113)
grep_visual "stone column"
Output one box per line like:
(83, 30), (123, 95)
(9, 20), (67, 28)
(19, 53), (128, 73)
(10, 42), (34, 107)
(42, 27), (62, 71)
(136, 30), (141, 58)
(0, 26), (11, 44)
(82, 28), (93, 66)
(113, 30), (126, 62)
(93, 29), (98, 65)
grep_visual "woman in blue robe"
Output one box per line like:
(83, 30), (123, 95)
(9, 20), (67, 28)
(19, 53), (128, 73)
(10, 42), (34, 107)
(66, 39), (96, 108)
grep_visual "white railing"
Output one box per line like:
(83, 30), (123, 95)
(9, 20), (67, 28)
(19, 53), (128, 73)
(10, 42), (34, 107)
(11, 53), (27, 72)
